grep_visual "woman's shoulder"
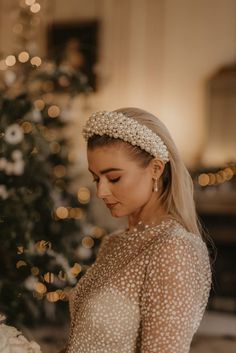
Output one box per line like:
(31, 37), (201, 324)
(100, 228), (125, 243)
(150, 219), (210, 264)
(162, 219), (207, 247)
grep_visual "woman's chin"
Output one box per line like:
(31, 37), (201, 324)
(109, 204), (124, 217)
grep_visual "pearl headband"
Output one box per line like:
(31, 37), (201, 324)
(82, 110), (170, 162)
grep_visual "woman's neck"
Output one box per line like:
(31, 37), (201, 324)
(127, 197), (171, 233)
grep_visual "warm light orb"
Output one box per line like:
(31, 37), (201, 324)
(208, 173), (216, 185)
(16, 260), (27, 269)
(215, 173), (224, 184)
(30, 3), (41, 13)
(224, 167), (234, 181)
(54, 164), (66, 178)
(70, 263), (82, 276)
(30, 56), (42, 67)
(31, 266), (39, 276)
(48, 105), (60, 118)
(35, 240), (52, 252)
(198, 173), (210, 186)
(34, 99), (45, 110)
(56, 289), (67, 300)
(21, 121), (33, 134)
(82, 236), (94, 248)
(70, 207), (85, 219)
(18, 51), (30, 63)
(44, 272), (54, 283)
(5, 55), (16, 67)
(46, 291), (60, 302)
(55, 206), (69, 219)
(77, 187), (90, 204)
(92, 226), (106, 239)
(35, 282), (47, 294)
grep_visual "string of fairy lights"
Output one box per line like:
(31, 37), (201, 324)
(0, 0), (43, 85)
(197, 165), (236, 187)
(0, 52), (41, 71)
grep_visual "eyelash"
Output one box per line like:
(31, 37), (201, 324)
(92, 177), (121, 184)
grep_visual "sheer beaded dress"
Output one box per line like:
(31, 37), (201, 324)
(66, 218), (212, 353)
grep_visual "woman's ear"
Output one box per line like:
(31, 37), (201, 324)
(150, 158), (165, 179)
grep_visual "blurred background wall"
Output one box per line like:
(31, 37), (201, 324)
(1, 0), (236, 167)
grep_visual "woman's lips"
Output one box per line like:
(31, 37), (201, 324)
(106, 203), (118, 209)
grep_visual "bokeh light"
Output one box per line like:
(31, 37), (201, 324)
(30, 3), (41, 13)
(18, 51), (30, 63)
(55, 206), (69, 219)
(34, 99), (45, 110)
(5, 55), (16, 67)
(77, 187), (90, 204)
(30, 56), (42, 67)
(48, 105), (60, 118)
(53, 165), (66, 178)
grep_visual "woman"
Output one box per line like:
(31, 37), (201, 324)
(65, 107), (212, 353)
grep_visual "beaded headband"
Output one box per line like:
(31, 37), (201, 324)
(82, 110), (170, 162)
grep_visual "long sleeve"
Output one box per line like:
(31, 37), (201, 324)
(139, 234), (211, 353)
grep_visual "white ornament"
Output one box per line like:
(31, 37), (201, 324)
(4, 124), (24, 145)
(0, 323), (42, 353)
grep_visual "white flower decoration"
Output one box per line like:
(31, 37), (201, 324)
(0, 323), (42, 353)
(4, 124), (24, 145)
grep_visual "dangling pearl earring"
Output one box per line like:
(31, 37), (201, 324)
(154, 178), (159, 192)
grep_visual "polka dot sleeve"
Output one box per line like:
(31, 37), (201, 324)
(139, 234), (211, 353)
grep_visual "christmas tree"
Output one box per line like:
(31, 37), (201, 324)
(0, 1), (105, 327)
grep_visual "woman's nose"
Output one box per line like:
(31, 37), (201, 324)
(96, 181), (111, 199)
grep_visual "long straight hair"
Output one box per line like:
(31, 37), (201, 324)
(87, 107), (216, 260)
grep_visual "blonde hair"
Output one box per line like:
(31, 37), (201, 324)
(114, 107), (201, 234)
(87, 107), (216, 260)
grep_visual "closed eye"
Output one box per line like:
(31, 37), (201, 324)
(92, 177), (121, 184)
(109, 177), (121, 183)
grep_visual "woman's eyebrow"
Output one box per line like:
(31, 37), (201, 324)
(88, 167), (123, 175)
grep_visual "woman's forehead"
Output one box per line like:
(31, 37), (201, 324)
(87, 146), (135, 172)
